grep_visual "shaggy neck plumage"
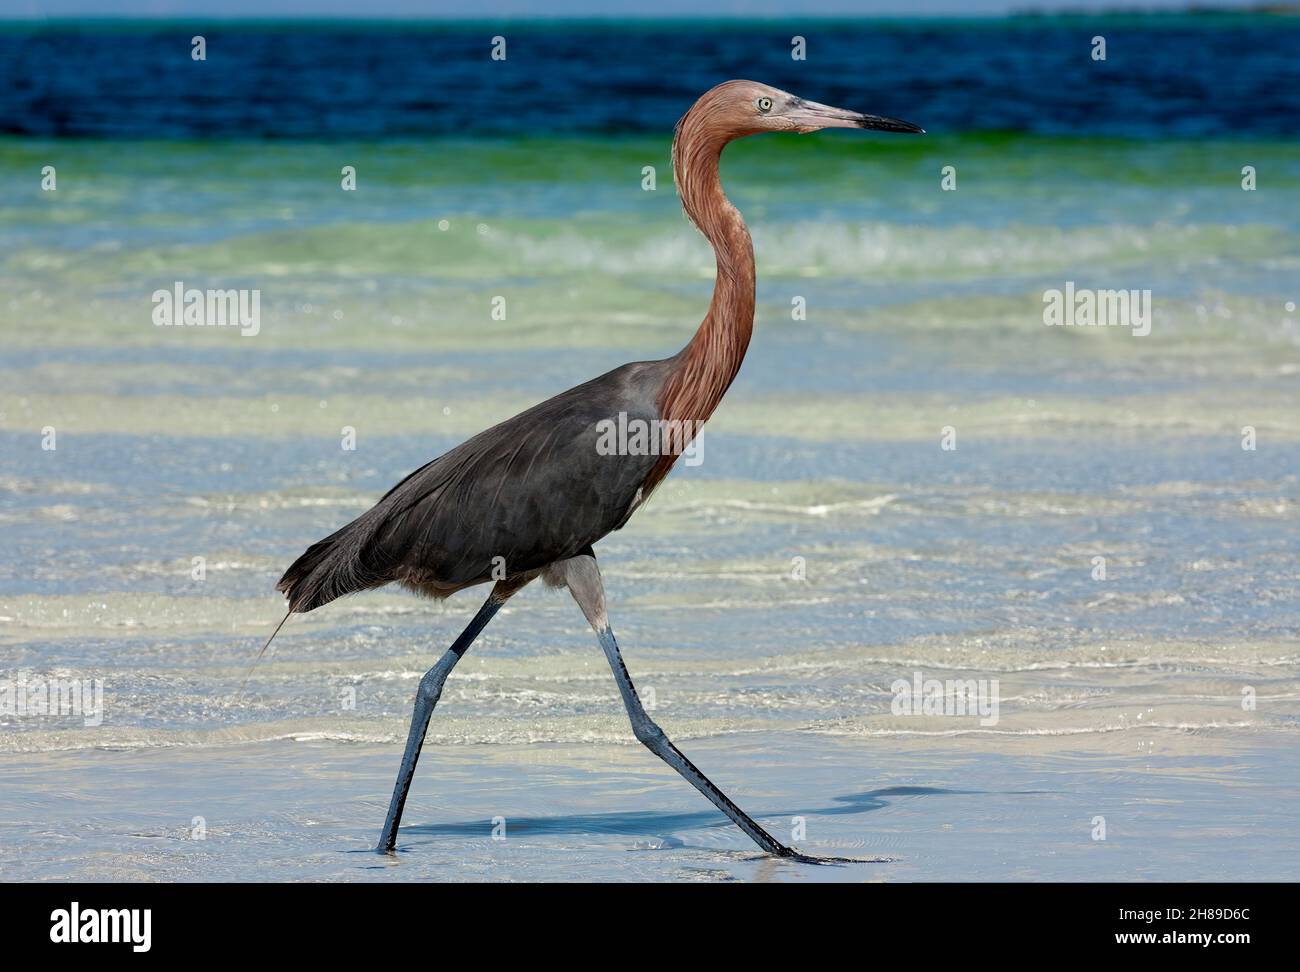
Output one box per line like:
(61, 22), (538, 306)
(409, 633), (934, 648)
(659, 109), (756, 432)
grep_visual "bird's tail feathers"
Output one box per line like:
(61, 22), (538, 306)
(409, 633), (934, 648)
(275, 511), (394, 614)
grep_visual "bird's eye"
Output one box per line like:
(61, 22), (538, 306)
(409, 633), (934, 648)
(757, 97), (773, 113)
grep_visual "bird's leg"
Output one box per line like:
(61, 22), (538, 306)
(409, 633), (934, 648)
(560, 553), (844, 864)
(376, 580), (521, 854)
(598, 623), (799, 856)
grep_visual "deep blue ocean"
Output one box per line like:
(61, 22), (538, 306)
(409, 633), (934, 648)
(2, 15), (1299, 138)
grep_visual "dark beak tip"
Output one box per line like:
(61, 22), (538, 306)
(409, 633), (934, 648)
(855, 115), (925, 135)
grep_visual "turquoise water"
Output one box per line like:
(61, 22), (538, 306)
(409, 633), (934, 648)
(2, 21), (1299, 878)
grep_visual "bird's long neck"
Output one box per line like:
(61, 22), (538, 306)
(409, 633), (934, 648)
(659, 118), (755, 432)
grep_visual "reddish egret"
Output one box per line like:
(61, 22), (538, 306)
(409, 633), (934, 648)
(273, 80), (922, 862)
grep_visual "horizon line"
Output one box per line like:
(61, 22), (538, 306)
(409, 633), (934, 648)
(2, 7), (1294, 21)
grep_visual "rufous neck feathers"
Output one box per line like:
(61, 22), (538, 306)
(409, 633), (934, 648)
(659, 108), (756, 430)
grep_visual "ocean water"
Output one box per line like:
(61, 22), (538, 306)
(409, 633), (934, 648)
(1, 16), (1299, 881)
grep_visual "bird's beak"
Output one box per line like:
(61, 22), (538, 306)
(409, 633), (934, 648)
(787, 98), (925, 134)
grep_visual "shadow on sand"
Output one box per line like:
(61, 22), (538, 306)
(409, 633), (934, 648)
(400, 785), (989, 842)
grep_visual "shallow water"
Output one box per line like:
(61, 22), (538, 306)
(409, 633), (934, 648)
(2, 17), (1299, 881)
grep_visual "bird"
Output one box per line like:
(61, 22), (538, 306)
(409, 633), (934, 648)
(268, 80), (923, 863)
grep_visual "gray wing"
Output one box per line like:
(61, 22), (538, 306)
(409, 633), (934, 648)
(278, 359), (671, 612)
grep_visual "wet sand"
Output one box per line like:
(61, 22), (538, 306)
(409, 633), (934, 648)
(4, 730), (1297, 882)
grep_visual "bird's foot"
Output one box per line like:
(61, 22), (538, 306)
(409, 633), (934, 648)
(776, 847), (894, 865)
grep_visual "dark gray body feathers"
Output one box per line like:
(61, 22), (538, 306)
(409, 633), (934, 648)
(278, 358), (674, 613)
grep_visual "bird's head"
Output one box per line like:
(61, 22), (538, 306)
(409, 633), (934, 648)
(681, 80), (924, 140)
